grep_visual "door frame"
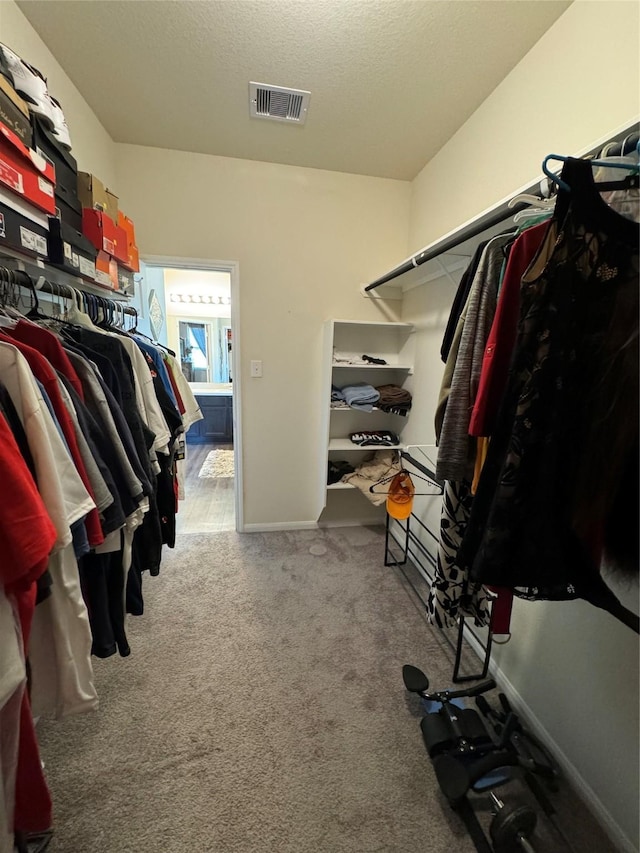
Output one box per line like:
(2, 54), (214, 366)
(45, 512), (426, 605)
(141, 255), (244, 532)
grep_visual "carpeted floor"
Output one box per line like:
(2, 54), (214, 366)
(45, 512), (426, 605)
(37, 527), (618, 853)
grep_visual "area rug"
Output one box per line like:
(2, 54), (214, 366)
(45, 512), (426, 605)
(198, 449), (235, 478)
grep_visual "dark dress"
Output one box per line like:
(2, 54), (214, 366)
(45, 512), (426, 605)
(458, 158), (639, 632)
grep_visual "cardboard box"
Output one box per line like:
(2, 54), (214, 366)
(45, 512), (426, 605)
(95, 249), (118, 290)
(0, 184), (49, 229)
(113, 223), (129, 264)
(0, 75), (29, 118)
(54, 182), (82, 232)
(77, 171), (108, 212)
(82, 207), (117, 255)
(121, 242), (139, 273)
(32, 113), (77, 194)
(0, 200), (48, 258)
(0, 121), (56, 214)
(0, 82), (32, 148)
(117, 264), (135, 295)
(105, 188), (118, 223)
(47, 216), (97, 280)
(117, 210), (136, 247)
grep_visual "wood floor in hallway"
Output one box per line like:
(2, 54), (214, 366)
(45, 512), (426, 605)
(176, 442), (236, 534)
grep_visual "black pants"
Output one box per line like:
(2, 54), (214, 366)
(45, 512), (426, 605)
(79, 542), (131, 658)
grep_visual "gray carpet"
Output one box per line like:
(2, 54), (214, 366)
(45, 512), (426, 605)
(37, 527), (618, 853)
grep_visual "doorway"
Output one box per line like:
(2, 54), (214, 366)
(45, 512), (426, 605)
(133, 257), (242, 533)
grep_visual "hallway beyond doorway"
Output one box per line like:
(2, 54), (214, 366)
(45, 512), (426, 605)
(176, 442), (235, 534)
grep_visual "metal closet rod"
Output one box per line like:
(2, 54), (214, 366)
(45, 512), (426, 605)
(35, 275), (137, 318)
(364, 124), (640, 292)
(0, 266), (138, 323)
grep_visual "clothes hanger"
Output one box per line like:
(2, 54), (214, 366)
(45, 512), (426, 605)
(0, 268), (18, 327)
(621, 132), (640, 156)
(507, 191), (556, 226)
(507, 192), (555, 210)
(368, 465), (443, 496)
(57, 285), (94, 329)
(542, 153), (639, 193)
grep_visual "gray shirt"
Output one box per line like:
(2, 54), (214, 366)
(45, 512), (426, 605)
(436, 233), (512, 482)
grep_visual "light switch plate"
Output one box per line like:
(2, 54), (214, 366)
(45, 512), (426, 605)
(250, 360), (263, 377)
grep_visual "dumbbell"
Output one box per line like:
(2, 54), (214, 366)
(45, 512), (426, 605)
(489, 792), (537, 852)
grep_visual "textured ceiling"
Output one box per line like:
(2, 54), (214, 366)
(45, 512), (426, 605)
(16, 0), (570, 180)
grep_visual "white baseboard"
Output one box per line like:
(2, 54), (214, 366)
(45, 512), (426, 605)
(463, 629), (636, 853)
(243, 519), (386, 532)
(242, 521), (319, 532)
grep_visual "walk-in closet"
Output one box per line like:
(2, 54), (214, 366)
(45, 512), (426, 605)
(0, 2), (637, 852)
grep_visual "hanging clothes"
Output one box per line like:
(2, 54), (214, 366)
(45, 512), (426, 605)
(457, 158), (639, 632)
(435, 233), (514, 482)
(427, 480), (490, 628)
(0, 283), (203, 842)
(429, 233), (519, 628)
(468, 220), (550, 438)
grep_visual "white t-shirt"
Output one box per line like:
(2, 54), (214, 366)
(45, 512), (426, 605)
(0, 342), (95, 549)
(29, 544), (98, 719)
(166, 353), (203, 431)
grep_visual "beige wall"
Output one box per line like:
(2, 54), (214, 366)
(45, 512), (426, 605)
(404, 2), (640, 849)
(116, 144), (410, 527)
(409, 0), (640, 254)
(0, 0), (117, 187)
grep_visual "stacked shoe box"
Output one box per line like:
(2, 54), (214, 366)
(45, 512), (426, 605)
(79, 172), (139, 292)
(36, 127), (98, 280)
(78, 172), (120, 288)
(1, 42), (140, 291)
(0, 49), (54, 258)
(0, 41), (97, 279)
(117, 211), (139, 294)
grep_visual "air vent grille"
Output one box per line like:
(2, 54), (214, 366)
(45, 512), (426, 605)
(250, 82), (310, 125)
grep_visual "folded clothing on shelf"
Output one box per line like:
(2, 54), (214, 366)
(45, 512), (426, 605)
(350, 430), (400, 447)
(327, 460), (355, 485)
(341, 383), (380, 412)
(375, 384), (412, 416)
(331, 384), (345, 400)
(342, 449), (401, 506)
(332, 352), (387, 366)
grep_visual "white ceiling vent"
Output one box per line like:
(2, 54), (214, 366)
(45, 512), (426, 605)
(249, 82), (310, 125)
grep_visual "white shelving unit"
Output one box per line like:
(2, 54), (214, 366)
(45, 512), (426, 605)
(318, 319), (414, 518)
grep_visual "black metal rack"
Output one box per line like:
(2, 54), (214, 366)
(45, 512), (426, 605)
(383, 448), (493, 683)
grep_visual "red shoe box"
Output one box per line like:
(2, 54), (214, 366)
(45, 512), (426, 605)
(116, 210), (139, 271)
(124, 244), (140, 273)
(95, 249), (118, 290)
(0, 121), (56, 214)
(82, 208), (117, 255)
(117, 211), (136, 247)
(113, 223), (129, 264)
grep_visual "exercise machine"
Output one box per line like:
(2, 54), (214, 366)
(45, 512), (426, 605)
(403, 664), (561, 853)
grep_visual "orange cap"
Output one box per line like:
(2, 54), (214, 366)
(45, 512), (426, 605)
(386, 471), (415, 520)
